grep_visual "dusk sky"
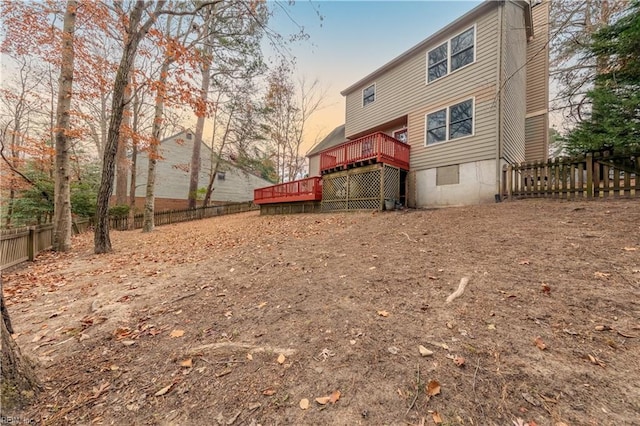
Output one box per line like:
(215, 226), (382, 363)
(267, 0), (484, 154)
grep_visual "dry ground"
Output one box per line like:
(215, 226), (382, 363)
(2, 199), (640, 426)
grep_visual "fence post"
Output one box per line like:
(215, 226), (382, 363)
(27, 226), (37, 261)
(586, 153), (593, 198)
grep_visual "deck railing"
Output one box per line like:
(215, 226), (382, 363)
(254, 176), (323, 205)
(319, 132), (410, 173)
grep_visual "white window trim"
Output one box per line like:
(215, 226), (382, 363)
(362, 83), (376, 107)
(424, 97), (475, 146)
(426, 24), (477, 85)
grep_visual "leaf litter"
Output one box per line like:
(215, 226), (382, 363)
(4, 200), (640, 424)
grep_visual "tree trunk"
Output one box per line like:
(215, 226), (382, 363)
(53, 0), (77, 253)
(202, 101), (234, 206)
(127, 91), (139, 230)
(94, 2), (152, 253)
(115, 107), (130, 206)
(188, 12), (215, 209)
(1, 293), (40, 411)
(142, 59), (170, 233)
(187, 51), (212, 209)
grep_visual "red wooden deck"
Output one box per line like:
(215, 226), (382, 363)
(319, 132), (410, 174)
(253, 176), (322, 205)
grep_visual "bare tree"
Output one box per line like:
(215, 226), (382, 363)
(263, 61), (324, 182)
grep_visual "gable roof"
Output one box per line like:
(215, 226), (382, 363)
(306, 124), (346, 157)
(341, 0), (533, 96)
(161, 129), (271, 183)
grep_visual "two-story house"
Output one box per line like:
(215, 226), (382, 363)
(255, 0), (549, 211)
(120, 130), (272, 210)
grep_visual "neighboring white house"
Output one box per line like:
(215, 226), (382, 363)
(125, 130), (272, 210)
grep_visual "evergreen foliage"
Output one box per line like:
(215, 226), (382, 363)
(565, 1), (640, 155)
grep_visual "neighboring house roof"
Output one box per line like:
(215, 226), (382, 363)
(306, 124), (346, 157)
(160, 129), (266, 180)
(340, 0), (533, 96)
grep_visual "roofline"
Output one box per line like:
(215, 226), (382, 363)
(161, 129), (271, 183)
(161, 128), (193, 143)
(340, 0), (502, 96)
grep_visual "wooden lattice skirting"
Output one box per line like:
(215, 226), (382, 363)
(321, 164), (400, 212)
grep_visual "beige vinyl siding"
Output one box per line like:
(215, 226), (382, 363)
(500, 1), (527, 164)
(344, 6), (499, 141)
(407, 9), (500, 171)
(408, 93), (497, 170)
(134, 133), (271, 203)
(525, 0), (549, 115)
(525, 114), (548, 162)
(524, 0), (550, 161)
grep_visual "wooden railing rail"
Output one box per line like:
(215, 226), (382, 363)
(254, 177), (322, 204)
(319, 132), (410, 173)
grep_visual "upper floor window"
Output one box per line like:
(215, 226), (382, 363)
(426, 99), (474, 145)
(427, 43), (448, 82)
(363, 84), (375, 106)
(427, 26), (475, 83)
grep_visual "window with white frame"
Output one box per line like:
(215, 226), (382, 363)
(426, 99), (473, 145)
(427, 43), (448, 83)
(427, 26), (475, 83)
(363, 84), (375, 106)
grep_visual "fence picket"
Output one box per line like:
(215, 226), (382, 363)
(1, 202), (258, 270)
(503, 150), (638, 201)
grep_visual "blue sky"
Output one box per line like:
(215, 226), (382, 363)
(266, 1), (483, 152)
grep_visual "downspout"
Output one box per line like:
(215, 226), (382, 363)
(494, 1), (504, 201)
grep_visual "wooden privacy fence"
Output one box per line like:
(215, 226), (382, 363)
(1, 224), (55, 271)
(107, 201), (258, 230)
(1, 202), (257, 270)
(503, 151), (639, 199)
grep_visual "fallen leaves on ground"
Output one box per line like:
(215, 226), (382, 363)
(418, 345), (433, 357)
(262, 388), (276, 396)
(594, 271), (611, 278)
(154, 383), (173, 397)
(315, 396), (331, 405)
(587, 354), (606, 367)
(91, 382), (110, 399)
(314, 390), (340, 405)
(299, 398), (310, 410)
(169, 329), (184, 338)
(431, 411), (443, 424)
(377, 310), (389, 317)
(534, 336), (547, 351)
(277, 353), (286, 364)
(179, 358), (192, 368)
(453, 356), (465, 367)
(427, 380), (441, 397)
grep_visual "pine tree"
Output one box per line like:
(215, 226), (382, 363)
(565, 1), (640, 154)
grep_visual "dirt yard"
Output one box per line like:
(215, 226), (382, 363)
(2, 199), (639, 426)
